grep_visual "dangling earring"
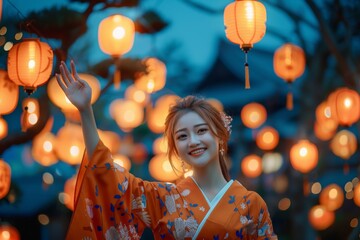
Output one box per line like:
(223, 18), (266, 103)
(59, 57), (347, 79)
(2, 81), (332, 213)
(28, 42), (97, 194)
(181, 160), (186, 172)
(219, 140), (225, 157)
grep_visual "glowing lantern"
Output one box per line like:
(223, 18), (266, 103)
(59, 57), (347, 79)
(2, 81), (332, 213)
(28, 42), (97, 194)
(0, 117), (7, 140)
(241, 102), (267, 129)
(0, 0), (2, 22)
(0, 159), (10, 199)
(55, 123), (85, 165)
(153, 136), (168, 155)
(273, 43), (305, 110)
(256, 126), (279, 150)
(241, 154), (262, 178)
(98, 130), (121, 153)
(149, 154), (181, 182)
(7, 38), (53, 94)
(206, 98), (224, 112)
(32, 132), (58, 166)
(21, 98), (39, 132)
(64, 175), (77, 211)
(110, 99), (144, 131)
(327, 87), (360, 126)
(0, 224), (20, 240)
(330, 130), (357, 160)
(0, 70), (18, 115)
(319, 184), (344, 211)
(112, 154), (131, 171)
(290, 140), (318, 173)
(125, 85), (150, 106)
(224, 0), (267, 88)
(48, 73), (100, 112)
(313, 121), (335, 141)
(315, 101), (338, 132)
(98, 14), (135, 88)
(308, 205), (335, 230)
(135, 58), (166, 93)
(147, 95), (179, 133)
(354, 184), (360, 207)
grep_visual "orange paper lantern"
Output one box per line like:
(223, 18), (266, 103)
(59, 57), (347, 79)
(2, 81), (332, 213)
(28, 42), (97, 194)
(308, 205), (335, 230)
(21, 98), (40, 132)
(0, 159), (11, 199)
(0, 117), (7, 140)
(354, 184), (360, 207)
(0, 70), (18, 115)
(256, 126), (279, 150)
(98, 14), (135, 88)
(110, 99), (144, 131)
(319, 184), (344, 211)
(290, 140), (318, 173)
(241, 102), (267, 129)
(7, 38), (53, 94)
(135, 58), (166, 93)
(224, 0), (267, 88)
(330, 130), (357, 160)
(327, 87), (360, 126)
(112, 154), (131, 171)
(148, 154), (181, 182)
(98, 14), (135, 57)
(0, 224), (20, 240)
(241, 154), (262, 178)
(32, 132), (58, 166)
(273, 43), (305, 110)
(48, 73), (100, 112)
(64, 175), (77, 211)
(55, 123), (85, 165)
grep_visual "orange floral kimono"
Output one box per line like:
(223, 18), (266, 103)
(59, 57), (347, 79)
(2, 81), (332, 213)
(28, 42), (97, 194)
(66, 141), (277, 240)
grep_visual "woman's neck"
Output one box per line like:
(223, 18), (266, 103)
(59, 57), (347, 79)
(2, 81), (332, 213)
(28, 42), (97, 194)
(191, 161), (227, 191)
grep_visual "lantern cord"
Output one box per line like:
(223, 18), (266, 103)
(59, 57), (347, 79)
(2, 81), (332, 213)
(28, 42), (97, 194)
(114, 69), (121, 89)
(286, 82), (293, 110)
(244, 52), (250, 89)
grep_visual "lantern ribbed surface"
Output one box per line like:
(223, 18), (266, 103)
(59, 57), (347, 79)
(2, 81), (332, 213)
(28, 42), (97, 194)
(7, 38), (53, 89)
(224, 0), (267, 48)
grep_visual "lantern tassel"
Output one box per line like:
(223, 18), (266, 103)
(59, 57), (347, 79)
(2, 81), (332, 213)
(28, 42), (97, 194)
(245, 63), (250, 89)
(21, 105), (29, 132)
(303, 176), (310, 196)
(114, 68), (121, 89)
(286, 82), (293, 110)
(286, 92), (293, 110)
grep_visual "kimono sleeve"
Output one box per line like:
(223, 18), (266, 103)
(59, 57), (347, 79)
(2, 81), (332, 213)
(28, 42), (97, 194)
(66, 140), (163, 240)
(250, 192), (278, 240)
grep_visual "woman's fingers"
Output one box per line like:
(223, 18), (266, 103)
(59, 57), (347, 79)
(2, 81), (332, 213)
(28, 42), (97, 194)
(55, 73), (67, 92)
(61, 61), (74, 84)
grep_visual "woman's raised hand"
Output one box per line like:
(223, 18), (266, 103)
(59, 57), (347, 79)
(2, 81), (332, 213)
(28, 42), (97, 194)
(56, 60), (92, 111)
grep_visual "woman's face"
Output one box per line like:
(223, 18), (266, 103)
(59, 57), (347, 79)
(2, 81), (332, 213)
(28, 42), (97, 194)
(173, 111), (220, 168)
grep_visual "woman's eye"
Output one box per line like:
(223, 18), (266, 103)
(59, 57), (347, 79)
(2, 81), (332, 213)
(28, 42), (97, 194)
(198, 128), (208, 134)
(176, 134), (187, 140)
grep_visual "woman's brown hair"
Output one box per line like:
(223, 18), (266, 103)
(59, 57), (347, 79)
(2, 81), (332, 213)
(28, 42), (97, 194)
(164, 95), (231, 181)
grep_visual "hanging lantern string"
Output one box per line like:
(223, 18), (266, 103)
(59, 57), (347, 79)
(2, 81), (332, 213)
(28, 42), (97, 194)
(5, 0), (73, 61)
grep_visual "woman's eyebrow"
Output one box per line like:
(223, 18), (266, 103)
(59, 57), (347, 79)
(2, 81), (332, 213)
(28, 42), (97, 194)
(175, 123), (208, 134)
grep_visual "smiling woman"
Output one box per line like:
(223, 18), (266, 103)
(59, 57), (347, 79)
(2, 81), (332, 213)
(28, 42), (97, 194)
(56, 61), (277, 239)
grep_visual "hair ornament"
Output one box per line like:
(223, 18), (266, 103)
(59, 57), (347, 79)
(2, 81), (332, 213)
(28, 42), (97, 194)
(220, 112), (233, 135)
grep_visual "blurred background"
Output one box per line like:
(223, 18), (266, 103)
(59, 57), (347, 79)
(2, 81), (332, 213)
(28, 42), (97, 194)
(0, 0), (359, 239)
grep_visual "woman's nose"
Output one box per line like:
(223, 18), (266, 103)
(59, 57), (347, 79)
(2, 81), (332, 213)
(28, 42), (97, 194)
(188, 133), (200, 146)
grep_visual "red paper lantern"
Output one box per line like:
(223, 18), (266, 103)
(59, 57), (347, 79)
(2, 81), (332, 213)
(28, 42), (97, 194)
(241, 154), (262, 178)
(241, 102), (267, 129)
(0, 223), (20, 240)
(319, 184), (344, 211)
(256, 126), (279, 150)
(7, 38), (53, 94)
(0, 70), (18, 115)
